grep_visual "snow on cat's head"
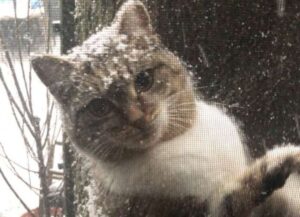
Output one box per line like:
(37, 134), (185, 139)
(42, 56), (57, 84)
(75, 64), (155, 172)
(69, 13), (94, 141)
(70, 0), (156, 60)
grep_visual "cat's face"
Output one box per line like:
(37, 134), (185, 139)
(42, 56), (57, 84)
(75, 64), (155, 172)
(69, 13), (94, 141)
(31, 0), (196, 161)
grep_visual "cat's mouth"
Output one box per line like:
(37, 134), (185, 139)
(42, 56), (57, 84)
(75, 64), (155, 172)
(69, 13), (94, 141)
(114, 110), (161, 150)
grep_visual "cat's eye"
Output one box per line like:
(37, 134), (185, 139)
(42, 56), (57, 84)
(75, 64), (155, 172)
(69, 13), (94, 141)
(134, 69), (154, 93)
(85, 98), (112, 118)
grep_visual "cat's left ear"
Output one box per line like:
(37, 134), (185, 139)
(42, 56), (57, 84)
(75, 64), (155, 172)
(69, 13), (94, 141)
(31, 56), (78, 105)
(116, 0), (153, 36)
(31, 55), (75, 89)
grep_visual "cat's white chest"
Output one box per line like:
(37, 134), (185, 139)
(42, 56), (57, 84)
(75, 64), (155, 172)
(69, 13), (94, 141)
(94, 101), (248, 200)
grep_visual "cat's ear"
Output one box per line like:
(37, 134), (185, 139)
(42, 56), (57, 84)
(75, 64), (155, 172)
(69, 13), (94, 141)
(31, 55), (75, 88)
(31, 56), (76, 104)
(116, 0), (153, 36)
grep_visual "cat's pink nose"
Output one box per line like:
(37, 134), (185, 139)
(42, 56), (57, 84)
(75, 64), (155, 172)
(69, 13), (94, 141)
(142, 104), (156, 122)
(127, 105), (144, 123)
(127, 103), (156, 128)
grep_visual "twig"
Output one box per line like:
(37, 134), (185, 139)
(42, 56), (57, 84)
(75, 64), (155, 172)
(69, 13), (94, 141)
(2, 161), (40, 193)
(0, 144), (38, 174)
(26, 0), (33, 114)
(9, 103), (38, 161)
(0, 67), (36, 137)
(4, 51), (36, 128)
(0, 168), (36, 217)
(0, 143), (40, 193)
(12, 0), (31, 103)
(42, 100), (55, 148)
(26, 144), (33, 187)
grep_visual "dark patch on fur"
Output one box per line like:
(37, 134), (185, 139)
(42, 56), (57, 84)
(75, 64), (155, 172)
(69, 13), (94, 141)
(256, 158), (293, 205)
(219, 194), (235, 217)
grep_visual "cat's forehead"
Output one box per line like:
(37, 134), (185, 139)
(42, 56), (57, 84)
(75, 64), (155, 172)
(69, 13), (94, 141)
(68, 28), (162, 90)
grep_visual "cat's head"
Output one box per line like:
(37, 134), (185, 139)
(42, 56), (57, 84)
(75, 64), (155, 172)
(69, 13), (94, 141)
(31, 0), (196, 161)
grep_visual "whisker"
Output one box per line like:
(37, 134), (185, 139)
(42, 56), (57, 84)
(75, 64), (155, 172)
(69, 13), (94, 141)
(169, 102), (196, 107)
(168, 118), (192, 126)
(95, 143), (114, 158)
(168, 108), (196, 112)
(165, 124), (184, 138)
(168, 102), (195, 107)
(168, 90), (187, 99)
(166, 90), (187, 101)
(93, 144), (106, 156)
(168, 109), (196, 115)
(168, 121), (189, 130)
(167, 117), (191, 122)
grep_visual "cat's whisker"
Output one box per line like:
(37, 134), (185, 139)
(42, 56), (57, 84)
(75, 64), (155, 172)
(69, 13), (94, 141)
(165, 124), (184, 138)
(166, 90), (189, 103)
(94, 145), (106, 156)
(169, 102), (196, 107)
(168, 121), (189, 131)
(167, 117), (191, 122)
(168, 104), (196, 111)
(95, 143), (114, 158)
(169, 105), (196, 108)
(167, 114), (190, 119)
(168, 108), (196, 113)
(168, 111), (196, 116)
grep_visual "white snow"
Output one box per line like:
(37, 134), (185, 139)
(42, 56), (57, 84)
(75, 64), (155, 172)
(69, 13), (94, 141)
(69, 25), (124, 60)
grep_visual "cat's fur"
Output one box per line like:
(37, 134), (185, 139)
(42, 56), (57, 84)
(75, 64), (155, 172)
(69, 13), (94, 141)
(31, 0), (300, 216)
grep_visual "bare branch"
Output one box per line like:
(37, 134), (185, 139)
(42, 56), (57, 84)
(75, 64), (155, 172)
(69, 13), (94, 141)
(0, 67), (36, 137)
(10, 103), (38, 161)
(42, 100), (55, 148)
(26, 0), (33, 113)
(0, 168), (36, 217)
(4, 50), (35, 126)
(0, 144), (38, 174)
(0, 143), (40, 193)
(12, 0), (31, 103)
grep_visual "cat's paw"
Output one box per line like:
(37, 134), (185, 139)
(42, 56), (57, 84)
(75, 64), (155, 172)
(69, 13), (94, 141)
(258, 156), (293, 203)
(212, 145), (300, 217)
(251, 145), (300, 204)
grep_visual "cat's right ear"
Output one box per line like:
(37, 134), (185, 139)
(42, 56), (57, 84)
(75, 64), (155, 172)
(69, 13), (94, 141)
(115, 0), (153, 36)
(31, 55), (75, 89)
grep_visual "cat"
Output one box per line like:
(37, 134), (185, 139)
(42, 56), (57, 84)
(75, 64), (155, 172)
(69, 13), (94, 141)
(31, 0), (300, 216)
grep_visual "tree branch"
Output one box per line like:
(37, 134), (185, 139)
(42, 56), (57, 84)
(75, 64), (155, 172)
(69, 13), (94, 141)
(0, 168), (36, 217)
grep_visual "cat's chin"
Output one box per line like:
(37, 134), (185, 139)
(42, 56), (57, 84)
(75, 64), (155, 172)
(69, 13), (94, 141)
(123, 136), (160, 150)
(120, 117), (164, 150)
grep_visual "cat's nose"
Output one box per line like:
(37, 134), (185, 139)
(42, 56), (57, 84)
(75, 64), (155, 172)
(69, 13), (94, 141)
(127, 103), (156, 128)
(127, 104), (144, 123)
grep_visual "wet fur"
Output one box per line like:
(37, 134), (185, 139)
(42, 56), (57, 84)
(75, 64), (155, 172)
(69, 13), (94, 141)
(32, 0), (300, 216)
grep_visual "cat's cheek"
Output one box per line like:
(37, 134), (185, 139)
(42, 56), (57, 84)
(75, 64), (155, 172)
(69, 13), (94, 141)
(154, 102), (169, 140)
